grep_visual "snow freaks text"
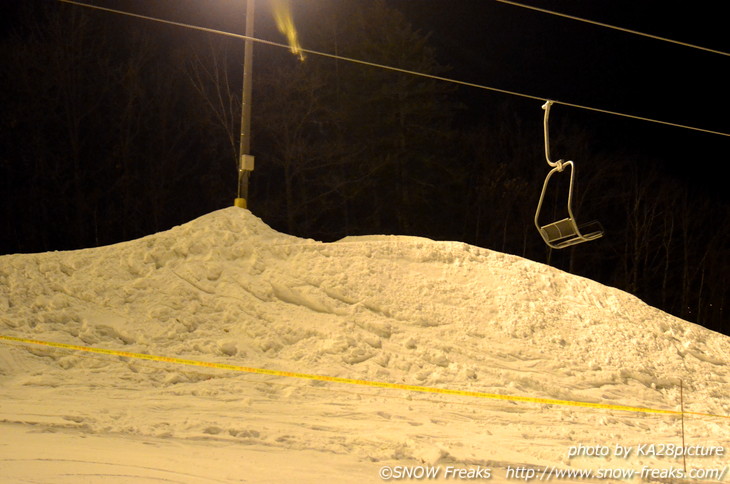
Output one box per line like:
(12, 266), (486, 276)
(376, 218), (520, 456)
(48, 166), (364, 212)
(378, 443), (727, 481)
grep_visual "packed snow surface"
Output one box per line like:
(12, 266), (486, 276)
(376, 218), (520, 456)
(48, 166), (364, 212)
(1, 208), (728, 482)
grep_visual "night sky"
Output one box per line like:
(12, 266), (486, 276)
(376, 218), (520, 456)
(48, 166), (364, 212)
(83, 0), (730, 192)
(392, 0), (729, 190)
(20, 0), (726, 166)
(50, 0), (729, 130)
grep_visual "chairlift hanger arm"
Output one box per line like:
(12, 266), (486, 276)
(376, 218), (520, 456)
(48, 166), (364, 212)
(542, 100), (563, 170)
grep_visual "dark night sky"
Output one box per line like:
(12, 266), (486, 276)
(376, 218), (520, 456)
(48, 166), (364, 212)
(1, 0), (726, 211)
(393, 0), (729, 123)
(387, 0), (730, 199)
(3, 0), (728, 197)
(427, 0), (722, 168)
(44, 0), (728, 129)
(28, 0), (727, 139)
(157, 0), (729, 195)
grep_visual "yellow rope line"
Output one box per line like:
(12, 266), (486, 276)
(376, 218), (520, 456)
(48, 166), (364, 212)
(3, 334), (728, 420)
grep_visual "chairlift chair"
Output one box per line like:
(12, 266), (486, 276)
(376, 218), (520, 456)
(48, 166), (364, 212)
(535, 101), (604, 249)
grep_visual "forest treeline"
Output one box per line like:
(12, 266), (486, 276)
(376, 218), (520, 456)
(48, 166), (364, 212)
(1, 1), (727, 335)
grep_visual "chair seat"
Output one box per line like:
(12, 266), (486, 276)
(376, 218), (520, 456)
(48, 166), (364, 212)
(539, 218), (603, 249)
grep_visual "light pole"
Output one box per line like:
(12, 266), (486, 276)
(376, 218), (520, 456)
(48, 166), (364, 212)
(235, 0), (255, 209)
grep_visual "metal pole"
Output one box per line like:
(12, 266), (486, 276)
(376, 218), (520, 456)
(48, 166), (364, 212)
(235, 0), (255, 208)
(680, 379), (687, 475)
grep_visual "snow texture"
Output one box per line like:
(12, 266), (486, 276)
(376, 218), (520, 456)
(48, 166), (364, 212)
(1, 208), (728, 482)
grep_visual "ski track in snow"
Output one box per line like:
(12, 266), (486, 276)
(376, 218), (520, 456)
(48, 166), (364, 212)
(1, 208), (728, 482)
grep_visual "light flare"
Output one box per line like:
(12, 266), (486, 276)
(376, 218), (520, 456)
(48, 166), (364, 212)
(271, 0), (305, 60)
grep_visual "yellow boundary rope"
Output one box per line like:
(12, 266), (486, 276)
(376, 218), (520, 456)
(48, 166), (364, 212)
(2, 334), (727, 420)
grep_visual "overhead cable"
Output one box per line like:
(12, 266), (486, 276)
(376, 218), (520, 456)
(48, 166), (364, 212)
(57, 0), (730, 138)
(495, 0), (730, 58)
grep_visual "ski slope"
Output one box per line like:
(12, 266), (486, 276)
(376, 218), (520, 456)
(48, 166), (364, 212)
(1, 208), (728, 482)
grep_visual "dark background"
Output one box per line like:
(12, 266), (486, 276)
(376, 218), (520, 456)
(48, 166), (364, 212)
(1, 0), (727, 335)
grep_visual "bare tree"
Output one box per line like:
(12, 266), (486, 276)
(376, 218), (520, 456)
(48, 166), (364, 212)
(185, 36), (242, 170)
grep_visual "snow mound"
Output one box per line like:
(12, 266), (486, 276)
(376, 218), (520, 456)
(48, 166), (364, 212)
(1, 207), (729, 478)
